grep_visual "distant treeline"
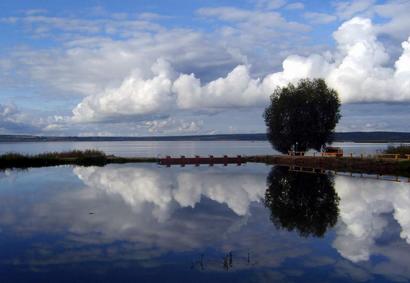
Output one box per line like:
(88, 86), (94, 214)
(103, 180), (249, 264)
(1, 132), (410, 143)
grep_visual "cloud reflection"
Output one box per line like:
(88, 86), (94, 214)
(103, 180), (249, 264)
(0, 164), (410, 281)
(74, 165), (266, 218)
(333, 176), (410, 262)
(0, 165), (269, 254)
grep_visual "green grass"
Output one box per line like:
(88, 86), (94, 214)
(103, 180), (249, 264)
(0, 150), (108, 169)
(383, 145), (410, 158)
(0, 150), (161, 169)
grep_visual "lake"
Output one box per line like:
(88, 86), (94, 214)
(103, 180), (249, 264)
(0, 140), (405, 157)
(0, 163), (409, 282)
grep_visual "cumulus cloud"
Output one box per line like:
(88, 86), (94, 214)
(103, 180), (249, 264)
(2, 3), (410, 133)
(71, 17), (410, 123)
(3, 3), (308, 100)
(333, 0), (410, 42)
(72, 59), (175, 122)
(173, 65), (270, 109)
(187, 16), (410, 105)
(251, 17), (410, 103)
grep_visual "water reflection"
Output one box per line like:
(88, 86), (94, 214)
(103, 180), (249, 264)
(264, 166), (339, 237)
(74, 165), (266, 218)
(0, 165), (268, 258)
(0, 164), (410, 282)
(333, 176), (410, 263)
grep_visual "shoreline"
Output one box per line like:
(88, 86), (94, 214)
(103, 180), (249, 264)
(246, 155), (410, 178)
(1, 152), (409, 178)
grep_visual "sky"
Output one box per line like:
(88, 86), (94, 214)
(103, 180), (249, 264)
(0, 0), (409, 136)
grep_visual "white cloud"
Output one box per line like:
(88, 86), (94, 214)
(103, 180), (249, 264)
(285, 2), (305, 10)
(0, 103), (39, 133)
(2, 17), (240, 97)
(196, 6), (312, 75)
(333, 0), (410, 42)
(71, 17), (410, 123)
(256, 0), (288, 10)
(6, 14), (161, 37)
(72, 59), (175, 122)
(173, 65), (269, 109)
(2, 2), (410, 133)
(238, 17), (410, 103)
(304, 12), (337, 24)
(145, 118), (203, 134)
(334, 0), (376, 19)
(374, 1), (410, 41)
(197, 6), (309, 39)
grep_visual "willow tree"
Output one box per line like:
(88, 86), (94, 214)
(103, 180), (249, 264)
(263, 78), (341, 153)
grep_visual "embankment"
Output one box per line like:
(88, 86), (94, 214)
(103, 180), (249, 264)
(246, 155), (410, 177)
(1, 151), (409, 177)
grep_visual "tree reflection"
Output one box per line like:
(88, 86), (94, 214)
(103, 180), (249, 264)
(264, 166), (339, 237)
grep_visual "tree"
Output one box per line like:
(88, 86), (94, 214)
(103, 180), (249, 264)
(263, 78), (341, 153)
(264, 166), (339, 237)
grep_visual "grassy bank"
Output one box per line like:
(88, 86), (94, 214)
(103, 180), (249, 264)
(246, 155), (410, 178)
(384, 144), (410, 158)
(1, 151), (409, 178)
(0, 150), (158, 170)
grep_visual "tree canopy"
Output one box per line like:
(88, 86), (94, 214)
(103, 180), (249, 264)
(264, 78), (341, 153)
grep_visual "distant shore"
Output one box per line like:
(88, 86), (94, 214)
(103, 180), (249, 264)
(1, 151), (409, 178)
(1, 132), (410, 143)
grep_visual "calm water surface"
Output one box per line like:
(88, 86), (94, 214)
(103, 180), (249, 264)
(0, 163), (409, 282)
(0, 140), (405, 156)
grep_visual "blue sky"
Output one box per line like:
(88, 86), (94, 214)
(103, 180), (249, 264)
(0, 0), (410, 136)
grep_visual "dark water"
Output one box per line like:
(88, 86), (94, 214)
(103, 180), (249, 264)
(0, 163), (409, 282)
(0, 140), (404, 157)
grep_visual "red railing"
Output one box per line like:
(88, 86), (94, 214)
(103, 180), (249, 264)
(159, 155), (246, 166)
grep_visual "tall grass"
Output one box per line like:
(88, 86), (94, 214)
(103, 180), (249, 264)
(0, 150), (108, 169)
